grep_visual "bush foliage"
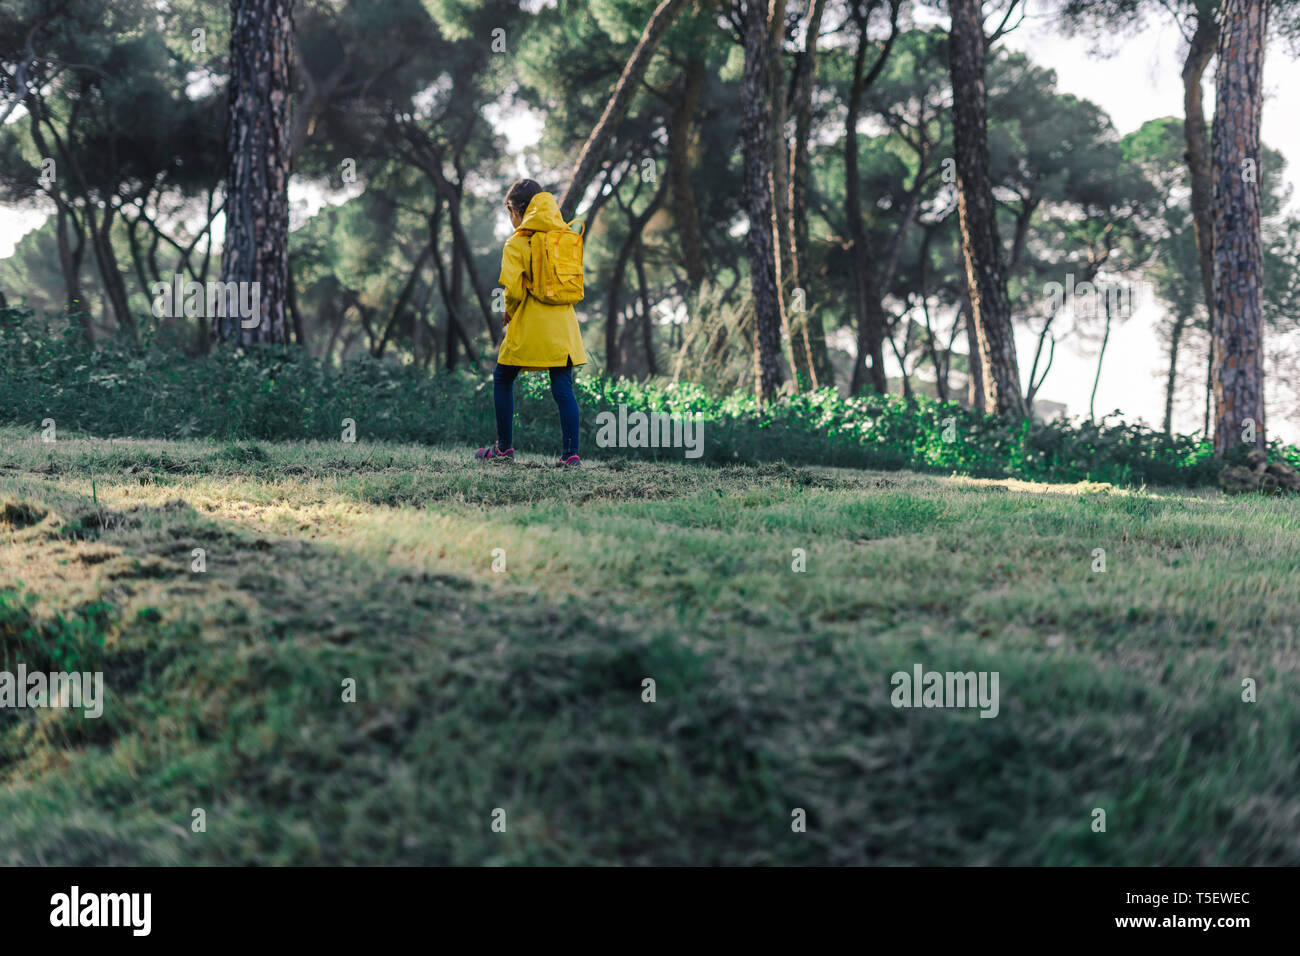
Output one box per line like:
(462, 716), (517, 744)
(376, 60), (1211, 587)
(1, 307), (1288, 487)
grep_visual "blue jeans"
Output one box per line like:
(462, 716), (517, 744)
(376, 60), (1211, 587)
(494, 361), (579, 457)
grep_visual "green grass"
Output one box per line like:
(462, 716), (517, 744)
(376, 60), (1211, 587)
(1, 427), (1297, 864)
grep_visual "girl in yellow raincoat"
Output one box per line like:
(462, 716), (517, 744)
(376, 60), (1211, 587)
(475, 179), (588, 466)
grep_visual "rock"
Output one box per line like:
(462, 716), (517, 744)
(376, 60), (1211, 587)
(1223, 456), (1300, 495)
(1219, 465), (1260, 494)
(1265, 460), (1300, 492)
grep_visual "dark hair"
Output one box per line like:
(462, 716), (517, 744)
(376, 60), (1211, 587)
(504, 178), (543, 217)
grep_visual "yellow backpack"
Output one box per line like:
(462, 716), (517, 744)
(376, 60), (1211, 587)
(528, 221), (585, 306)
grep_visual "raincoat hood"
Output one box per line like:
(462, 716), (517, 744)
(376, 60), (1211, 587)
(497, 189), (588, 369)
(517, 191), (570, 233)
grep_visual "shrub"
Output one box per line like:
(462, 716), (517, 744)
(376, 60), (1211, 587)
(0, 305), (1286, 487)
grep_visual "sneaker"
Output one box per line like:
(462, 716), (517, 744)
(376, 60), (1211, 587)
(559, 454), (581, 468)
(475, 442), (514, 463)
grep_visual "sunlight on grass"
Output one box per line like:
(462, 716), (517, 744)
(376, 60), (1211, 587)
(1, 435), (1297, 864)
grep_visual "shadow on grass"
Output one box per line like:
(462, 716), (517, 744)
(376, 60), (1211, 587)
(0, 472), (1295, 866)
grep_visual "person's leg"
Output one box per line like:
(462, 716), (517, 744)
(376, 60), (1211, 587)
(549, 361), (580, 459)
(494, 363), (521, 450)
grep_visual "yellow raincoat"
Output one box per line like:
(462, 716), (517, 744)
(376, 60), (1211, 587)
(496, 192), (589, 370)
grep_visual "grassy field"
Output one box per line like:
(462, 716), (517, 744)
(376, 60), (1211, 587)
(1, 426), (1297, 865)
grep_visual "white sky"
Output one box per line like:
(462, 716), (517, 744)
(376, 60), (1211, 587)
(996, 11), (1300, 441)
(2, 9), (1295, 439)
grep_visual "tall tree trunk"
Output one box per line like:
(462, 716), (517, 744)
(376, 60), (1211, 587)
(558, 0), (687, 220)
(741, 0), (787, 402)
(917, 226), (947, 402)
(1183, 7), (1219, 381)
(431, 207), (479, 371)
(963, 310), (986, 409)
(1008, 195), (1040, 273)
(948, 0), (1026, 417)
(635, 238), (658, 376)
(86, 202), (137, 342)
(1163, 313), (1189, 434)
(28, 92), (137, 342)
(844, 0), (900, 395)
(1090, 297), (1113, 422)
(787, 0), (831, 389)
(922, 313), (948, 402)
(323, 297), (346, 363)
(412, 147), (500, 345)
(373, 243), (433, 359)
(448, 203), (475, 363)
(25, 93), (93, 343)
(766, 0), (798, 386)
(957, 240), (983, 410)
(1203, 329), (1213, 437)
(668, 56), (707, 298)
(891, 317), (915, 398)
(195, 190), (218, 356)
(845, 7), (884, 395)
(55, 203), (91, 345)
(605, 181), (666, 377)
(605, 245), (628, 377)
(218, 0), (294, 346)
(850, 272), (890, 394)
(1211, 0), (1268, 455)
(125, 212), (154, 319)
(287, 254), (306, 347)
